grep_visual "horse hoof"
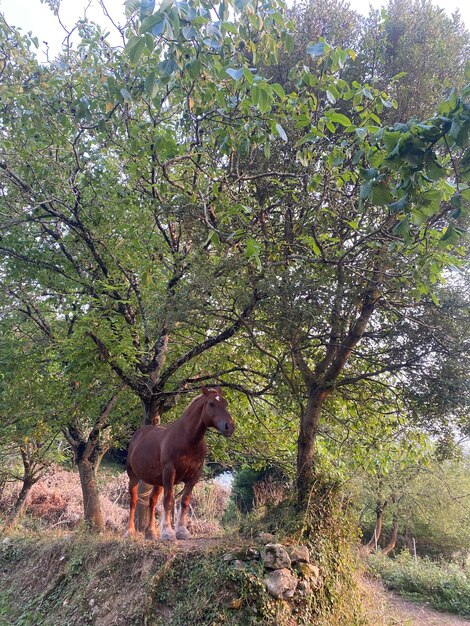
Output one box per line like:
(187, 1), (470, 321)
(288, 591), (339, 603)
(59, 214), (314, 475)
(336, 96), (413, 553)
(125, 529), (136, 539)
(161, 531), (176, 542)
(175, 527), (190, 540)
(145, 529), (158, 541)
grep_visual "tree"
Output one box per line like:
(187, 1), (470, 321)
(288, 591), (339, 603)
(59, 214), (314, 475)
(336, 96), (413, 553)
(1, 0), (469, 510)
(0, 287), (133, 531)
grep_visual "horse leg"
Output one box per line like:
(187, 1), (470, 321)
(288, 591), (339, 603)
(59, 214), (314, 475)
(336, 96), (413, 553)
(126, 473), (139, 538)
(160, 467), (176, 541)
(175, 478), (197, 540)
(145, 485), (162, 541)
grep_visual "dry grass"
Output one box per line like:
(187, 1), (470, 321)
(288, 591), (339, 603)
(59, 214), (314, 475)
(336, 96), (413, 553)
(0, 466), (230, 537)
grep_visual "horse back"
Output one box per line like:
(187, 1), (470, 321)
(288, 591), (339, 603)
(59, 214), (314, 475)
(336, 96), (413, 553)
(126, 425), (166, 476)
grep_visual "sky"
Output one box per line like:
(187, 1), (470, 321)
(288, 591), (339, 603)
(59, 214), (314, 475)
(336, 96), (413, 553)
(1, 0), (469, 59)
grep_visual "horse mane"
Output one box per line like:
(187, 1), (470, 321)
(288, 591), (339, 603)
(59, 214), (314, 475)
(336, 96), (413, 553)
(180, 393), (205, 419)
(179, 390), (218, 420)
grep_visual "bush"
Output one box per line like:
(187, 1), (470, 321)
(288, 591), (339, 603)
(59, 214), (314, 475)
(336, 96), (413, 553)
(367, 550), (470, 617)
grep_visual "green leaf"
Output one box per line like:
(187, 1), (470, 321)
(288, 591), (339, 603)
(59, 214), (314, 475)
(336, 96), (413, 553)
(271, 83), (286, 99)
(326, 90), (336, 104)
(307, 41), (326, 57)
(182, 24), (197, 39)
(120, 88), (132, 101)
(158, 57), (178, 77)
(371, 183), (393, 206)
(275, 123), (287, 142)
(393, 217), (410, 239)
(187, 59), (201, 79)
(144, 72), (158, 99)
(226, 67), (244, 81)
(243, 67), (254, 84)
(388, 196), (408, 213)
(330, 112), (351, 127)
(257, 87), (272, 114)
(140, 14), (165, 35)
(440, 224), (460, 245)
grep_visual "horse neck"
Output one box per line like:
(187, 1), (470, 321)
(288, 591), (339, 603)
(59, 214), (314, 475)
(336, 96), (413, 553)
(178, 397), (208, 446)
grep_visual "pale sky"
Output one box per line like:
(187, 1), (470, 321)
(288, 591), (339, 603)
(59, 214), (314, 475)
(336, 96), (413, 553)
(1, 0), (469, 59)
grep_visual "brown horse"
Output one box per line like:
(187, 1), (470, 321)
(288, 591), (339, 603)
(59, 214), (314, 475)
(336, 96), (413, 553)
(126, 386), (235, 541)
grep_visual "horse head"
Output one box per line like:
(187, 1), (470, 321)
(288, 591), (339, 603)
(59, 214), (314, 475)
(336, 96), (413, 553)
(200, 385), (235, 437)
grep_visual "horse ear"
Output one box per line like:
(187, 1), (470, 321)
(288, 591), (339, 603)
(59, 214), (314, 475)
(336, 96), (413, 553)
(216, 386), (223, 396)
(201, 385), (210, 396)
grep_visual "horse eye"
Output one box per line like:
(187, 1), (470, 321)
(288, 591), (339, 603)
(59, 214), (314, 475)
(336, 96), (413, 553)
(209, 401), (214, 407)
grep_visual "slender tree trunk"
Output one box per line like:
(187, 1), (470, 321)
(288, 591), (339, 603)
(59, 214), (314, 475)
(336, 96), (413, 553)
(366, 506), (384, 550)
(5, 479), (33, 529)
(382, 516), (399, 556)
(296, 386), (328, 503)
(77, 456), (104, 532)
(4, 444), (44, 529)
(64, 390), (121, 533)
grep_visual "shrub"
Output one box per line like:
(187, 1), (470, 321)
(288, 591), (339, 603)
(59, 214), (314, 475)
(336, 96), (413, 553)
(367, 550), (470, 617)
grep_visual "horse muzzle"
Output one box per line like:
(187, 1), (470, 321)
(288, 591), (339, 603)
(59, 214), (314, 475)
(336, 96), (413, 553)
(217, 420), (235, 437)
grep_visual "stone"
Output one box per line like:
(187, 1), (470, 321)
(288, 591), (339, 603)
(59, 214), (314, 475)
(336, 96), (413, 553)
(232, 559), (245, 570)
(294, 562), (320, 587)
(296, 579), (312, 596)
(241, 547), (260, 561)
(262, 543), (291, 570)
(288, 544), (310, 564)
(264, 568), (298, 600)
(258, 532), (276, 543)
(223, 553), (235, 561)
(2, 538), (12, 546)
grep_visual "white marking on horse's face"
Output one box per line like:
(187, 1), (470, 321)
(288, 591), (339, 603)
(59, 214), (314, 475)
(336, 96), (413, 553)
(215, 395), (221, 401)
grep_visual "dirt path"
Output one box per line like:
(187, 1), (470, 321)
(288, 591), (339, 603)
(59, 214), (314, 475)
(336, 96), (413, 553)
(385, 589), (470, 626)
(363, 578), (470, 625)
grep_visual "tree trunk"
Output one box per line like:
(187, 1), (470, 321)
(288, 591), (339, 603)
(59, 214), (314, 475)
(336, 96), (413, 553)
(366, 506), (383, 550)
(5, 479), (33, 529)
(296, 386), (328, 503)
(382, 516), (399, 556)
(142, 395), (162, 426)
(64, 391), (120, 532)
(77, 456), (104, 532)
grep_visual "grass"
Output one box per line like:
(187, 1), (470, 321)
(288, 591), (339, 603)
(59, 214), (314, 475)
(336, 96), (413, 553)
(367, 550), (470, 618)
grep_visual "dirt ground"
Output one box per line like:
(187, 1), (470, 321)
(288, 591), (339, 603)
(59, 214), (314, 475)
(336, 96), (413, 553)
(364, 578), (470, 626)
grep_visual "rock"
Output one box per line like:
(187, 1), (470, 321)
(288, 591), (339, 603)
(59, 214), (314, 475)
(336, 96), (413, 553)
(263, 543), (291, 570)
(264, 568), (298, 600)
(294, 562), (320, 587)
(224, 548), (259, 562)
(297, 579), (312, 596)
(2, 538), (12, 546)
(240, 547), (260, 561)
(288, 544), (310, 564)
(258, 532), (276, 543)
(232, 560), (245, 570)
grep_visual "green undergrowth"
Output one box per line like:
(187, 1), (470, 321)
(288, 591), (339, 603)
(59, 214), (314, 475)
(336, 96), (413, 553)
(0, 483), (373, 625)
(367, 550), (470, 618)
(238, 479), (371, 625)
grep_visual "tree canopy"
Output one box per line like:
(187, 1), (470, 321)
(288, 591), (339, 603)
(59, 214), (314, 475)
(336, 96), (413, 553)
(0, 0), (469, 518)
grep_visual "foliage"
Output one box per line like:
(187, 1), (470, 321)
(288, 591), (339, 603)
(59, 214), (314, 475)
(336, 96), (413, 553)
(1, 0), (470, 515)
(354, 451), (470, 558)
(368, 550), (470, 617)
(353, 0), (470, 120)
